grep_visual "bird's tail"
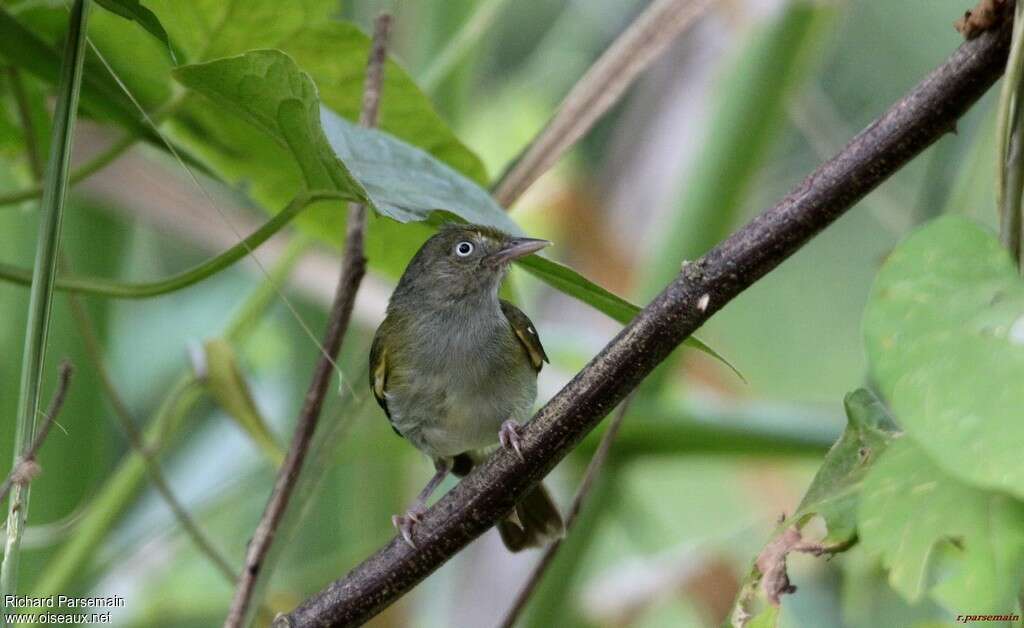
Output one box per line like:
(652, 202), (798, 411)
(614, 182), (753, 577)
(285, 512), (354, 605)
(451, 452), (563, 552)
(497, 482), (564, 552)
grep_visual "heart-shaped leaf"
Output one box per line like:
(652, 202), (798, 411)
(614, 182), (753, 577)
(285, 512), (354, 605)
(858, 437), (1024, 612)
(864, 215), (1024, 497)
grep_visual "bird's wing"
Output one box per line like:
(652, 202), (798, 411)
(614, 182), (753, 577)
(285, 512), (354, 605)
(369, 329), (401, 436)
(499, 299), (549, 372)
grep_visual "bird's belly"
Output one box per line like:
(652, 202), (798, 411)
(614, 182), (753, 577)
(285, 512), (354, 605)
(387, 366), (536, 459)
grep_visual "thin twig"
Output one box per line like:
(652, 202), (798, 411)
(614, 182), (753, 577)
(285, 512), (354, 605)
(279, 15), (1015, 628)
(222, 14), (392, 628)
(498, 395), (634, 628)
(491, 0), (714, 207)
(0, 360), (73, 507)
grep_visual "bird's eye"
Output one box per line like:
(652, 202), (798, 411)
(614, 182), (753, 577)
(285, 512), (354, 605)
(455, 241), (474, 257)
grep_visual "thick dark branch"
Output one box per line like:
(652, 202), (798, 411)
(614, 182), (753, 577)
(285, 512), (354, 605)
(222, 14), (392, 628)
(280, 18), (1014, 628)
(498, 395), (634, 628)
(0, 360), (73, 506)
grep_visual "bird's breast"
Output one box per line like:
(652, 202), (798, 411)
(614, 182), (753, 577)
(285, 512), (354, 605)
(384, 310), (537, 457)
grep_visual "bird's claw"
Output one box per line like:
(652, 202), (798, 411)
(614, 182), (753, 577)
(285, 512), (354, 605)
(392, 505), (426, 549)
(499, 419), (526, 462)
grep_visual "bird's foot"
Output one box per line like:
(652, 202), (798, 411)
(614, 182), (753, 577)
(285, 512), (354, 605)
(499, 419), (526, 462)
(392, 504), (426, 549)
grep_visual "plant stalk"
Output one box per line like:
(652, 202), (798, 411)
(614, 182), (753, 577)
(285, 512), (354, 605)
(2, 0), (91, 603)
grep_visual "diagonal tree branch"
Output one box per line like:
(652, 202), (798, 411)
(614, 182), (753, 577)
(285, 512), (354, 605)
(277, 15), (1015, 628)
(222, 14), (392, 628)
(498, 394), (634, 628)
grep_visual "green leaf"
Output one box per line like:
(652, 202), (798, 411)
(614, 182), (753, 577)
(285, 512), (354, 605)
(517, 254), (638, 323)
(173, 50), (368, 203)
(201, 340), (284, 467)
(145, 0), (487, 182)
(0, 5), (150, 135)
(320, 109), (517, 230)
(94, 0), (178, 61)
(286, 21), (488, 185)
(791, 388), (896, 544)
(857, 437), (1024, 612)
(864, 216), (1024, 498)
(172, 49), (500, 226)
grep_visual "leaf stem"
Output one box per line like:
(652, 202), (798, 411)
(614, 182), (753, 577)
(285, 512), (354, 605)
(2, 0), (91, 602)
(0, 190), (348, 297)
(498, 396), (634, 628)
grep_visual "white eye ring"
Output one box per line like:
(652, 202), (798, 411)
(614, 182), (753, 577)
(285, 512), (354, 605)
(455, 241), (474, 257)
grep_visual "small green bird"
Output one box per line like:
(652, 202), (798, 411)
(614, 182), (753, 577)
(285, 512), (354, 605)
(369, 224), (563, 551)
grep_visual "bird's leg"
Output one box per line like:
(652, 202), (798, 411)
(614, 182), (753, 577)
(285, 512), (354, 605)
(392, 459), (450, 548)
(499, 419), (526, 462)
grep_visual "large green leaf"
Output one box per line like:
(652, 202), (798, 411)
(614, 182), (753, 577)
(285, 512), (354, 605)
(857, 437), (1024, 612)
(864, 216), (1024, 498)
(320, 108), (517, 229)
(284, 21), (488, 185)
(6, 1), (487, 189)
(144, 0), (487, 183)
(173, 51), (366, 201)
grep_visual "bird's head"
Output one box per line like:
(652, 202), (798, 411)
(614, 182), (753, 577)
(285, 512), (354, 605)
(393, 224), (550, 304)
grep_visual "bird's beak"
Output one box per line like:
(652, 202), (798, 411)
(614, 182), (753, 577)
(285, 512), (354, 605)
(488, 237), (551, 266)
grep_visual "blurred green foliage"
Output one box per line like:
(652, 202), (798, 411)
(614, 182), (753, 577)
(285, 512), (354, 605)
(0, 1), (1018, 627)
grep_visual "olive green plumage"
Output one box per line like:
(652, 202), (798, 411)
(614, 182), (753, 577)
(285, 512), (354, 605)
(369, 224), (563, 551)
